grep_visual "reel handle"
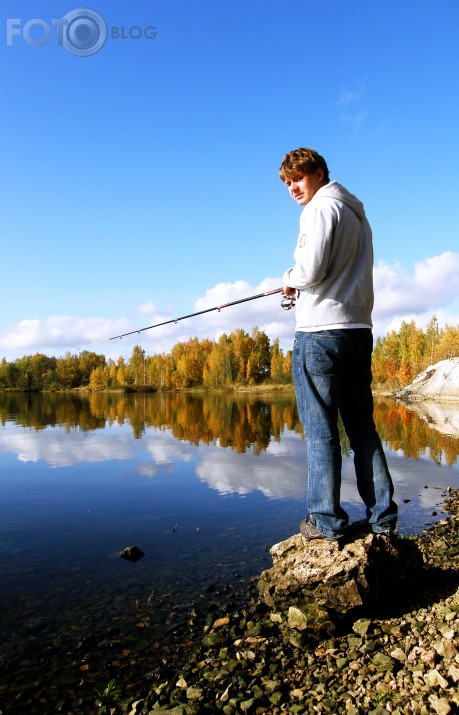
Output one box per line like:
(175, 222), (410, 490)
(281, 293), (296, 310)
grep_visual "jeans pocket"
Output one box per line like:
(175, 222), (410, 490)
(305, 337), (341, 376)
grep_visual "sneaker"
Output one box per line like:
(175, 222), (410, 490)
(372, 523), (398, 535)
(300, 517), (342, 541)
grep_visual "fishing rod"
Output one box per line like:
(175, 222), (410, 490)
(109, 287), (296, 341)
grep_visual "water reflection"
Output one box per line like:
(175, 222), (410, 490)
(1, 392), (458, 531)
(195, 431), (307, 498)
(0, 391), (458, 468)
(373, 397), (459, 467)
(0, 391), (458, 712)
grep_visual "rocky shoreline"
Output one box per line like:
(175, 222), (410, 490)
(108, 491), (459, 715)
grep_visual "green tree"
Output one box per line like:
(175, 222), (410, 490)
(0, 358), (9, 388)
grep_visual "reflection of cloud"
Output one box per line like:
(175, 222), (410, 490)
(196, 430), (307, 499)
(146, 436), (195, 467)
(0, 423), (198, 471)
(341, 449), (457, 509)
(1, 416), (456, 530)
(196, 430), (458, 526)
(0, 425), (134, 467)
(137, 463), (157, 477)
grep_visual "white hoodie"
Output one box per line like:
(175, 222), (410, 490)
(283, 181), (374, 331)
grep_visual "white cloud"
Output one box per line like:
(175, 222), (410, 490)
(137, 302), (156, 315)
(1, 252), (458, 360)
(337, 77), (368, 127)
(0, 315), (129, 352)
(337, 79), (366, 107)
(373, 250), (459, 335)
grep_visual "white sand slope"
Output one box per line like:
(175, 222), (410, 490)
(397, 357), (459, 402)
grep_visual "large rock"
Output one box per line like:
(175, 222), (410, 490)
(257, 524), (423, 615)
(397, 357), (459, 402)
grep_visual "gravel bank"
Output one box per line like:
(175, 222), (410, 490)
(129, 491), (459, 715)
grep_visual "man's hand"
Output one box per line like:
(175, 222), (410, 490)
(281, 286), (297, 310)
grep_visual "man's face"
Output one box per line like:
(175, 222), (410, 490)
(284, 168), (325, 206)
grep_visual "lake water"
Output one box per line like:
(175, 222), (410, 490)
(0, 391), (458, 713)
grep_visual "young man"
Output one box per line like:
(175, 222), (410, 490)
(280, 147), (398, 540)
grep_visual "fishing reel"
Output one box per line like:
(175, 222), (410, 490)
(281, 292), (297, 310)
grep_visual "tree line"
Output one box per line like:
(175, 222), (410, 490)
(0, 319), (457, 392)
(0, 327), (292, 391)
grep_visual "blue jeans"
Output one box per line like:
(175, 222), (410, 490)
(293, 329), (397, 538)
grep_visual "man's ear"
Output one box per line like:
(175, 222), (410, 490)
(317, 167), (325, 183)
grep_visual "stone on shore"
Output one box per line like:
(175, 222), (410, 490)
(257, 523), (423, 616)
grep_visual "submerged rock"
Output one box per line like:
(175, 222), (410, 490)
(257, 523), (423, 616)
(119, 545), (145, 563)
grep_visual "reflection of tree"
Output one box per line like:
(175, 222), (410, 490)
(0, 392), (105, 431)
(1, 393), (458, 466)
(143, 393), (300, 454)
(0, 392), (298, 454)
(373, 398), (459, 467)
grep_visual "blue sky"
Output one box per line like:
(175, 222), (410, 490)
(1, 0), (458, 361)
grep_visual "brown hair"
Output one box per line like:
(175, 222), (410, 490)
(279, 148), (330, 184)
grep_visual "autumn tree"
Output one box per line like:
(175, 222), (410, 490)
(55, 352), (81, 388)
(246, 327), (271, 383)
(436, 325), (459, 360)
(147, 353), (173, 388)
(230, 329), (253, 383)
(128, 345), (146, 386)
(108, 359), (118, 386)
(116, 356), (127, 385)
(78, 351), (106, 386)
(203, 334), (235, 387)
(89, 365), (108, 390)
(371, 319), (458, 388)
(270, 338), (285, 382)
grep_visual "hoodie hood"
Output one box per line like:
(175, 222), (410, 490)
(316, 180), (366, 220)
